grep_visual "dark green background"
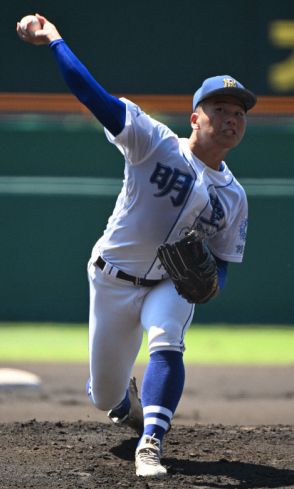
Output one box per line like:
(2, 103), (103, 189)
(2, 0), (294, 95)
(1, 1), (293, 323)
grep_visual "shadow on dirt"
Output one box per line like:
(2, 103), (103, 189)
(165, 458), (294, 488)
(111, 438), (294, 488)
(110, 436), (139, 460)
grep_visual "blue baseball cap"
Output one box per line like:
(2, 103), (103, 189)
(192, 75), (256, 112)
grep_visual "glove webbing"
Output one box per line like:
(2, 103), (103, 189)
(158, 244), (189, 280)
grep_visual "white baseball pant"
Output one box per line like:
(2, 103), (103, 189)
(87, 259), (194, 410)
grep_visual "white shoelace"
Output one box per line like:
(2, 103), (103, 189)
(137, 447), (161, 466)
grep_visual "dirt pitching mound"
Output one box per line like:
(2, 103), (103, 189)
(1, 421), (293, 489)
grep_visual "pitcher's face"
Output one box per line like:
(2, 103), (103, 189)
(192, 96), (247, 150)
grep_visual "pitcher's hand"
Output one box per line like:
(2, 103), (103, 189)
(16, 13), (62, 46)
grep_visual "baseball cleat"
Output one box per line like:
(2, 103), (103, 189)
(135, 434), (167, 478)
(108, 377), (143, 435)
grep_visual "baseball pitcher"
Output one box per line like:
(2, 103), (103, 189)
(17, 14), (256, 478)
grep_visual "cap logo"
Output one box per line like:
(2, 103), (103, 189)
(223, 78), (237, 88)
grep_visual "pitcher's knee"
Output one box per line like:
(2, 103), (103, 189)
(91, 396), (113, 411)
(87, 378), (125, 411)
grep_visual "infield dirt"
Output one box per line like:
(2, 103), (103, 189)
(0, 363), (293, 488)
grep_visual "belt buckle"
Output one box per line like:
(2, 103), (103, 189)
(135, 276), (140, 286)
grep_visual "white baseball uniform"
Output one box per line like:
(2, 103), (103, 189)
(88, 98), (248, 409)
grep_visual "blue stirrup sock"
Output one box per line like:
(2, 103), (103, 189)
(140, 350), (185, 445)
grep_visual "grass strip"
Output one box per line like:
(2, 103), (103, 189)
(0, 323), (293, 364)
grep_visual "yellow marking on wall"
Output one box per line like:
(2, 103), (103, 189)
(269, 21), (294, 46)
(268, 20), (294, 92)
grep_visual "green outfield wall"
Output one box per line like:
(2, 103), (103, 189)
(0, 115), (293, 324)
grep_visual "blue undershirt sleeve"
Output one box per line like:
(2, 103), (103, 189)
(214, 256), (228, 290)
(49, 39), (126, 137)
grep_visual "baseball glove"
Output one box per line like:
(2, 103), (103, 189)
(157, 230), (218, 304)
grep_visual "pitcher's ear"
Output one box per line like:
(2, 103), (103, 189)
(190, 112), (199, 129)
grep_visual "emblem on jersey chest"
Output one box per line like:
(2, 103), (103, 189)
(150, 162), (193, 206)
(195, 192), (226, 238)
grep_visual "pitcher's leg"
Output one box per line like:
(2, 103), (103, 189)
(88, 262), (144, 411)
(139, 279), (194, 448)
